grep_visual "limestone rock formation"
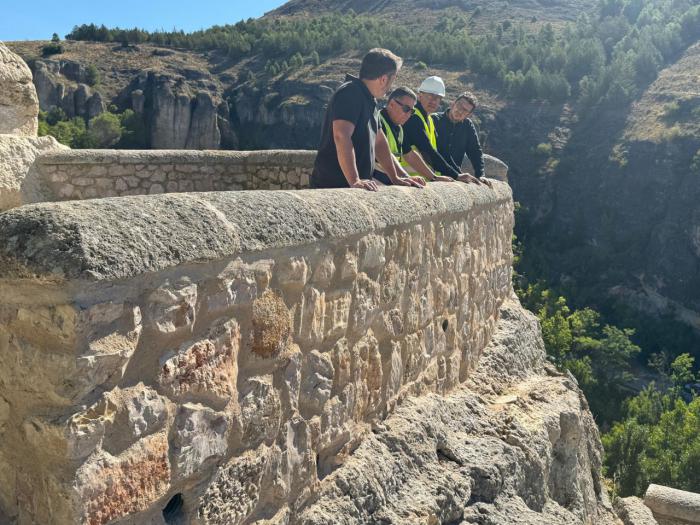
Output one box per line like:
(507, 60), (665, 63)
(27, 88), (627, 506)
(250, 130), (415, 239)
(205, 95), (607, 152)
(295, 297), (619, 525)
(32, 59), (105, 119)
(0, 41), (39, 135)
(0, 134), (66, 210)
(0, 42), (67, 211)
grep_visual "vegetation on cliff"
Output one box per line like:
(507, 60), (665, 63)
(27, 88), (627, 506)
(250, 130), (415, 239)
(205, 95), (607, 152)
(515, 234), (700, 497)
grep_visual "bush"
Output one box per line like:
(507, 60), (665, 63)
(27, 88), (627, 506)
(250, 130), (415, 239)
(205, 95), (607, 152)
(535, 142), (553, 156)
(86, 65), (100, 86)
(42, 42), (63, 57)
(414, 61), (428, 70)
(87, 112), (122, 147)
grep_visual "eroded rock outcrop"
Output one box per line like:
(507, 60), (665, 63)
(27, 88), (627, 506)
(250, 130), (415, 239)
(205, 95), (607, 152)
(295, 297), (619, 525)
(0, 42), (67, 211)
(0, 41), (39, 135)
(32, 59), (104, 119)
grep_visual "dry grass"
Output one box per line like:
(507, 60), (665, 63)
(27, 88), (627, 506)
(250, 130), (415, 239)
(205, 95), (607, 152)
(624, 42), (700, 144)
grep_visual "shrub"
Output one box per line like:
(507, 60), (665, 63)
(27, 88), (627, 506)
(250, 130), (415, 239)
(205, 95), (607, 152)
(42, 42), (63, 57)
(87, 112), (122, 147)
(85, 65), (100, 86)
(535, 142), (553, 156)
(415, 61), (428, 70)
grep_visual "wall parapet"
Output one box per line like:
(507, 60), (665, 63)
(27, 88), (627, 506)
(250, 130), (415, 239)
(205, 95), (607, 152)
(0, 183), (514, 524)
(23, 149), (508, 205)
(27, 149), (317, 203)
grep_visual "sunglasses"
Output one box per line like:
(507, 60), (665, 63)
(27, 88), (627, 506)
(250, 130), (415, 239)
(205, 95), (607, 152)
(392, 99), (414, 114)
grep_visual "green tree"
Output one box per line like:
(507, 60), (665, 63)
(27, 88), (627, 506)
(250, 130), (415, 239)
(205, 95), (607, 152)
(87, 112), (122, 147)
(85, 64), (100, 86)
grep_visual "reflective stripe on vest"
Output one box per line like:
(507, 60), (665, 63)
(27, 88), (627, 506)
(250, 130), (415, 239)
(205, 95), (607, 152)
(402, 108), (438, 179)
(379, 113), (403, 157)
(414, 107), (437, 149)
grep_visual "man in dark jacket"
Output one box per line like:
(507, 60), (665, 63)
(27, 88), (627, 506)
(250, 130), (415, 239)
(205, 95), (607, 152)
(433, 91), (491, 187)
(403, 76), (483, 185)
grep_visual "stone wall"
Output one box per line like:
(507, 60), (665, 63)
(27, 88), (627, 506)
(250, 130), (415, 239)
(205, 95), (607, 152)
(27, 149), (316, 203)
(0, 183), (513, 524)
(27, 149), (508, 204)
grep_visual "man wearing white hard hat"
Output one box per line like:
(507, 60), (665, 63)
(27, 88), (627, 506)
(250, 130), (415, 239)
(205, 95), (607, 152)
(403, 75), (483, 185)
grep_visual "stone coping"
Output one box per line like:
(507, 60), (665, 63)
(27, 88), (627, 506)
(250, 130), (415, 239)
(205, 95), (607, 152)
(645, 484), (700, 524)
(0, 182), (511, 281)
(36, 149), (316, 166)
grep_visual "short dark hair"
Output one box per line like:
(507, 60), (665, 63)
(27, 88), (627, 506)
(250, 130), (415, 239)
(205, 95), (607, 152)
(455, 91), (478, 108)
(388, 86), (417, 102)
(359, 48), (403, 80)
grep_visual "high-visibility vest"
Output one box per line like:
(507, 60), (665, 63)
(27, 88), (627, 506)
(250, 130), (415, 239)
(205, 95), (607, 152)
(402, 108), (439, 179)
(379, 113), (402, 157)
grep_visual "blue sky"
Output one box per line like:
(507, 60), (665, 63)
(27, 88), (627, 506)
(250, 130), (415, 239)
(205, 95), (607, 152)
(1, 0), (287, 41)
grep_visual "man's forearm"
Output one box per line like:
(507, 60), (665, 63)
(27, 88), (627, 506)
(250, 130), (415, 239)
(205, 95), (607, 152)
(335, 135), (361, 185)
(404, 150), (436, 180)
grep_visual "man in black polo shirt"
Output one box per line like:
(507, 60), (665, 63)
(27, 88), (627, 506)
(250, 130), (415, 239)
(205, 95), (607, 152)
(433, 91), (492, 187)
(311, 48), (423, 191)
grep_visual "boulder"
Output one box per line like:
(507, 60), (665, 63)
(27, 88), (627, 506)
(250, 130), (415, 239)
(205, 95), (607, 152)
(0, 41), (39, 136)
(0, 134), (66, 211)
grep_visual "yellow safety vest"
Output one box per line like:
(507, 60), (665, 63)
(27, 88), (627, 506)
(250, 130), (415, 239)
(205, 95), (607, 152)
(402, 107), (439, 179)
(379, 113), (403, 157)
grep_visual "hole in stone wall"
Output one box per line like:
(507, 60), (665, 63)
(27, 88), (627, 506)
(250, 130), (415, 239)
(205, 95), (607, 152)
(162, 493), (185, 524)
(442, 319), (449, 332)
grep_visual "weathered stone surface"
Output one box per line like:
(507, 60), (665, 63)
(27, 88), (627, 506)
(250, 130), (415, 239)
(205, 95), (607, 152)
(296, 298), (617, 525)
(159, 319), (240, 406)
(172, 403), (230, 480)
(0, 134), (65, 211)
(0, 42), (38, 136)
(61, 383), (167, 459)
(299, 350), (334, 417)
(76, 432), (170, 525)
(644, 484), (700, 525)
(0, 182), (512, 280)
(198, 448), (269, 525)
(146, 280), (198, 334)
(615, 496), (658, 525)
(239, 375), (282, 449)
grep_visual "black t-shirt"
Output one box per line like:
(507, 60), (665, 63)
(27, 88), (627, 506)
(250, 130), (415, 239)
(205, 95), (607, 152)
(311, 75), (379, 188)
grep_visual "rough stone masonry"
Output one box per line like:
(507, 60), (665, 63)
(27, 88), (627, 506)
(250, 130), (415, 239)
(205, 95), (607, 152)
(0, 183), (514, 524)
(0, 39), (622, 525)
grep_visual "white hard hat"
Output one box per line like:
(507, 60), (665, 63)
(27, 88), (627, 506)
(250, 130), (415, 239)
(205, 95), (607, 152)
(418, 76), (446, 97)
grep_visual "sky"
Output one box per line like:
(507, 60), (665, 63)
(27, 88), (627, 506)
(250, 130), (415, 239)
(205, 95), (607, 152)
(0, 0), (288, 41)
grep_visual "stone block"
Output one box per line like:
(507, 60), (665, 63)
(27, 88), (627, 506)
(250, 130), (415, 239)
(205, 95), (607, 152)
(277, 256), (309, 287)
(207, 259), (260, 314)
(159, 319), (240, 407)
(296, 287), (325, 346)
(239, 375), (281, 449)
(358, 234), (386, 271)
(299, 350), (334, 417)
(311, 252), (336, 288)
(323, 291), (351, 341)
(351, 273), (380, 331)
(146, 280), (197, 335)
(75, 432), (170, 525)
(198, 448), (269, 525)
(172, 403), (230, 480)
